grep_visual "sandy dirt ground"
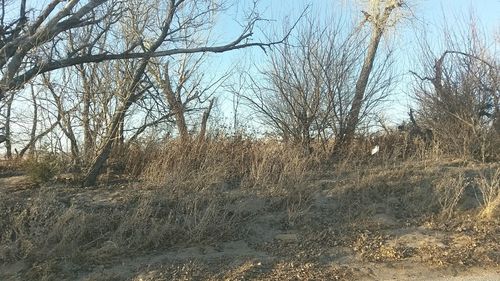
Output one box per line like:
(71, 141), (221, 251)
(1, 164), (498, 280)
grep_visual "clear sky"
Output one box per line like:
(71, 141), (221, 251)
(207, 0), (499, 129)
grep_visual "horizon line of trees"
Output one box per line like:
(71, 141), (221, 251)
(0, 0), (498, 185)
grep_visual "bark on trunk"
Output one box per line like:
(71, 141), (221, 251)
(26, 85), (38, 157)
(198, 98), (215, 142)
(82, 67), (150, 186)
(174, 104), (189, 140)
(18, 120), (60, 158)
(82, 102), (130, 186)
(333, 1), (402, 155)
(82, 82), (94, 162)
(60, 116), (80, 164)
(335, 27), (383, 154)
(4, 93), (13, 158)
(152, 63), (190, 140)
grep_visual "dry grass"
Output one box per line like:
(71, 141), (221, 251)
(434, 173), (468, 220)
(0, 136), (499, 280)
(141, 137), (318, 192)
(476, 167), (500, 220)
(0, 189), (248, 260)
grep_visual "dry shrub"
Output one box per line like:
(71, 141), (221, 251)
(142, 136), (252, 190)
(428, 121), (499, 162)
(0, 158), (24, 177)
(0, 186), (251, 270)
(476, 168), (500, 220)
(247, 141), (314, 188)
(112, 191), (245, 249)
(431, 167), (500, 220)
(23, 154), (61, 184)
(322, 161), (442, 225)
(0, 135), (320, 274)
(0, 189), (67, 263)
(285, 187), (314, 227)
(119, 140), (162, 177)
(434, 173), (467, 220)
(142, 136), (315, 191)
(338, 131), (438, 169)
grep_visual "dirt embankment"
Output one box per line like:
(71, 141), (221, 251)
(0, 161), (498, 280)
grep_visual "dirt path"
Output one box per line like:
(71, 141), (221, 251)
(360, 263), (499, 281)
(2, 233), (497, 280)
(74, 243), (500, 280)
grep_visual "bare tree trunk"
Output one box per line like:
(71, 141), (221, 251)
(82, 62), (152, 186)
(28, 85), (38, 157)
(4, 92), (13, 158)
(65, 121), (80, 164)
(80, 66), (95, 163)
(18, 120), (60, 158)
(334, 1), (403, 154)
(174, 103), (189, 140)
(43, 74), (81, 164)
(149, 62), (190, 140)
(198, 98), (215, 142)
(83, 102), (131, 186)
(82, 0), (179, 186)
(83, 92), (93, 157)
(337, 28), (383, 152)
(300, 117), (313, 155)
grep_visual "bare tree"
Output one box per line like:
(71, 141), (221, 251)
(246, 18), (343, 153)
(0, 127), (6, 144)
(79, 0), (297, 186)
(148, 52), (223, 141)
(1, 0), (114, 100)
(16, 83), (63, 158)
(335, 0), (405, 153)
(0, 0), (298, 186)
(41, 73), (81, 164)
(412, 15), (499, 160)
(246, 11), (393, 154)
(0, 0), (290, 102)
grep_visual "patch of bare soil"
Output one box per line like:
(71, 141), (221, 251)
(0, 162), (498, 280)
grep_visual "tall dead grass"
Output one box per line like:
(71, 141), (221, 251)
(0, 187), (250, 268)
(2, 134), (498, 280)
(141, 136), (319, 192)
(0, 136), (324, 272)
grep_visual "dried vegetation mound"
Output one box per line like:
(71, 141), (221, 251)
(0, 141), (498, 280)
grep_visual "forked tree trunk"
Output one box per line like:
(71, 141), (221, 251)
(82, 0), (178, 186)
(82, 102), (131, 186)
(150, 62), (190, 140)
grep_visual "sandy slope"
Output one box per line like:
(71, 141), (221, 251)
(1, 162), (498, 280)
